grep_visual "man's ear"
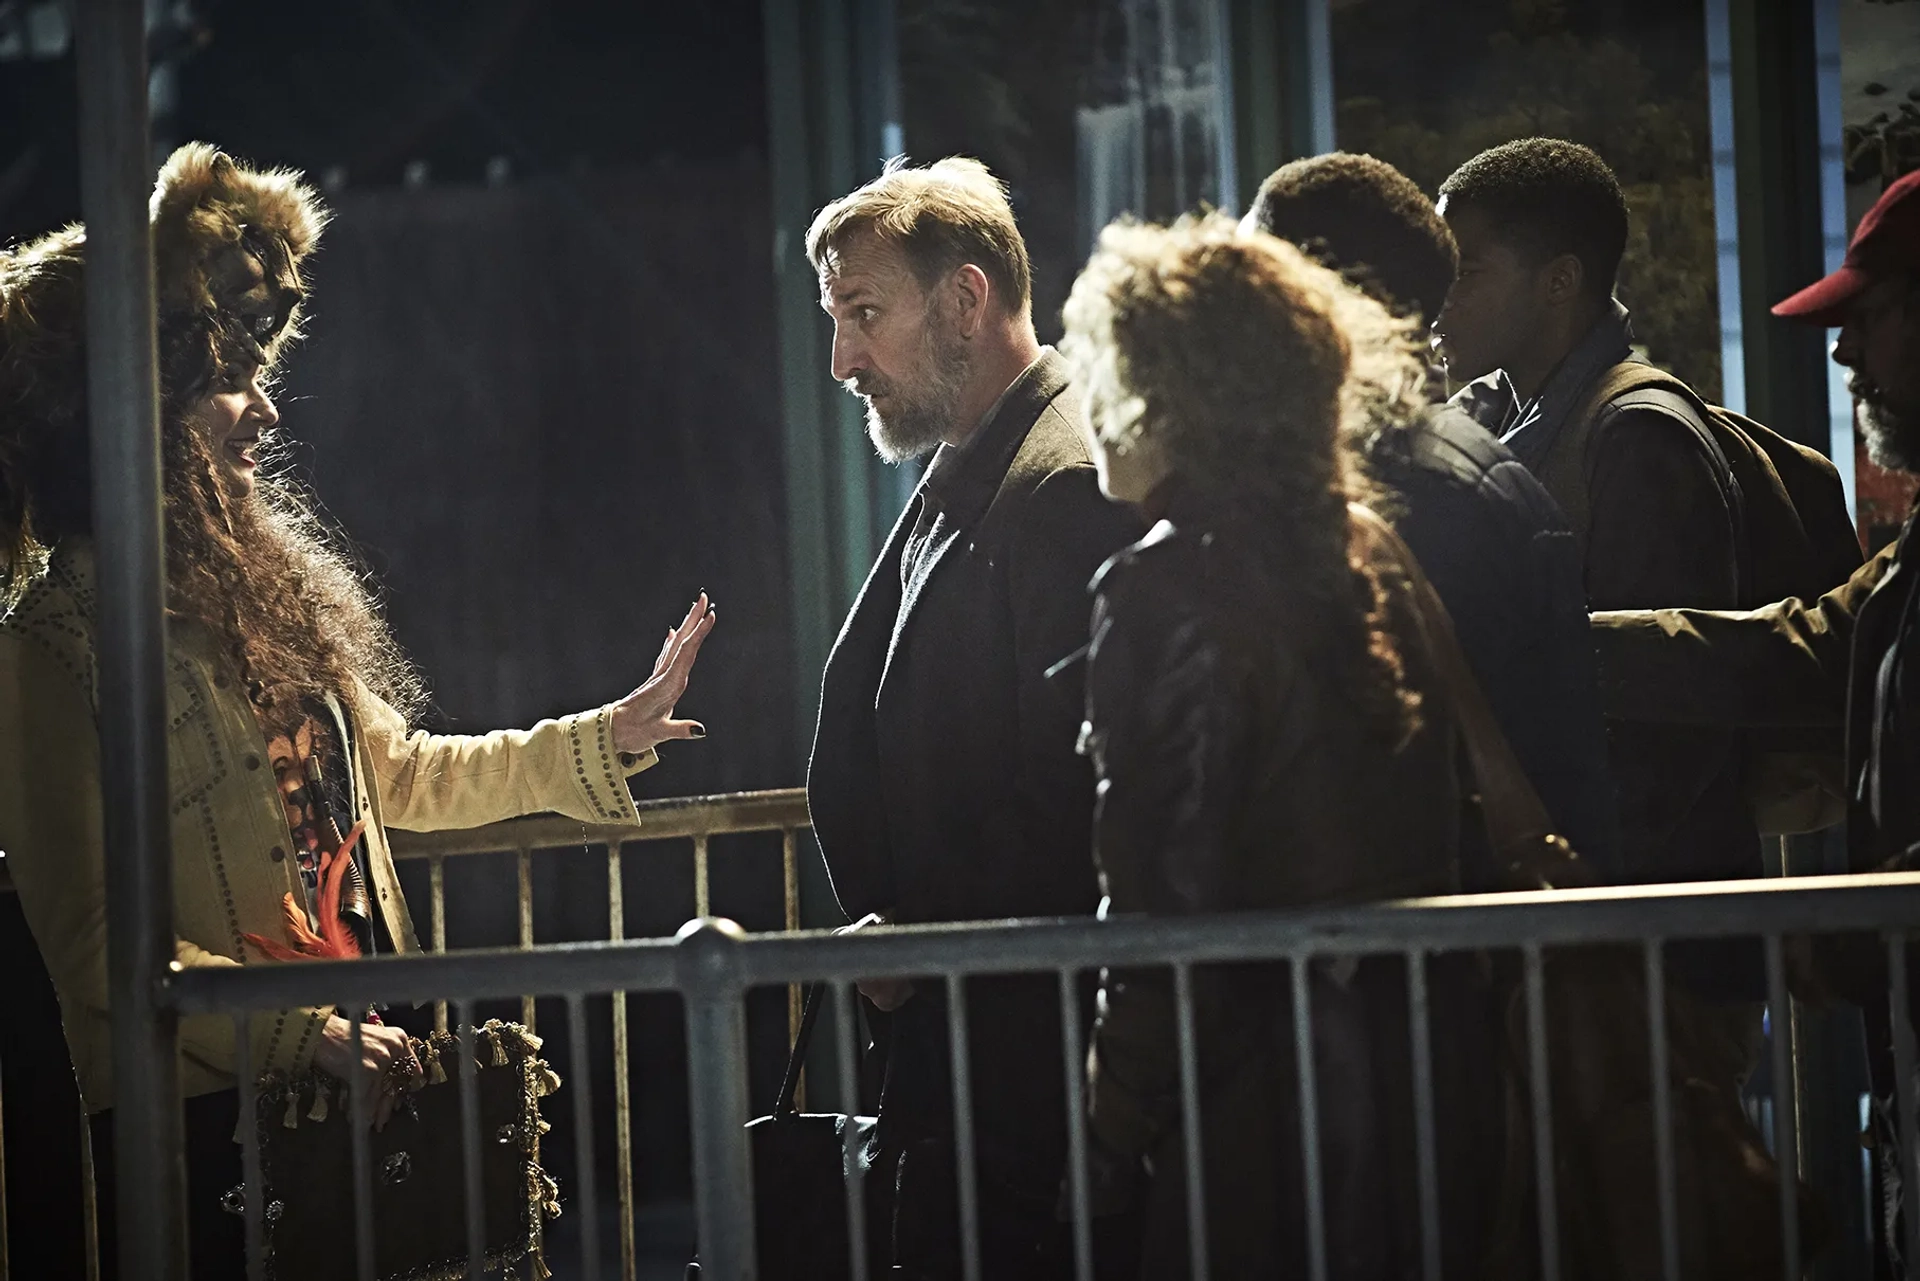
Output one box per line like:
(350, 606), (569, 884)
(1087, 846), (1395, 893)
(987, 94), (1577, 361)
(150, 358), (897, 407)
(949, 263), (993, 338)
(1541, 252), (1587, 309)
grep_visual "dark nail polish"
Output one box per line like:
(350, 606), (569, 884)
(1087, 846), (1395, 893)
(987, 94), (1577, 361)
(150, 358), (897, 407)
(690, 724), (708, 739)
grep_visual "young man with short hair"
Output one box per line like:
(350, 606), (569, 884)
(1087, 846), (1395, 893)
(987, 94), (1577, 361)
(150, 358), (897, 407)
(805, 157), (1142, 1279)
(1435, 138), (1750, 903)
(1247, 151), (1619, 879)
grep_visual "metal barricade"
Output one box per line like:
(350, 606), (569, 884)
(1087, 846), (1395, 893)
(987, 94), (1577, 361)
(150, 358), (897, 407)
(158, 871), (1920, 1281)
(385, 789), (813, 1281)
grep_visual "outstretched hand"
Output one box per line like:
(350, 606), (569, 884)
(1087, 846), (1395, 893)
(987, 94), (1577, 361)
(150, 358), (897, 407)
(611, 593), (717, 755)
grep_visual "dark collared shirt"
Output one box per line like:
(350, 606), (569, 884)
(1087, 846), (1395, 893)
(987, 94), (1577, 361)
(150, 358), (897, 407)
(1457, 303), (1751, 898)
(1472, 300), (1635, 473)
(899, 351), (1048, 595)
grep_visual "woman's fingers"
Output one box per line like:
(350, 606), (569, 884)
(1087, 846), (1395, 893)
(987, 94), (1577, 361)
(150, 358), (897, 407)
(664, 595), (711, 664)
(668, 606), (717, 679)
(651, 627), (676, 678)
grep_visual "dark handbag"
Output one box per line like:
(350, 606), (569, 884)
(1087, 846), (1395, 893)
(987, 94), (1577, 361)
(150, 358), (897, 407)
(1362, 507), (1824, 1279)
(250, 1019), (561, 1281)
(689, 982), (889, 1279)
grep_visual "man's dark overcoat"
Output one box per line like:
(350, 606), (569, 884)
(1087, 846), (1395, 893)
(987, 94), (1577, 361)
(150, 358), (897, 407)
(807, 350), (1143, 1222)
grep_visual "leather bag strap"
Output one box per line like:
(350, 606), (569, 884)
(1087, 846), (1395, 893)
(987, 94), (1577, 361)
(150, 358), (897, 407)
(774, 981), (826, 1117)
(1350, 506), (1590, 890)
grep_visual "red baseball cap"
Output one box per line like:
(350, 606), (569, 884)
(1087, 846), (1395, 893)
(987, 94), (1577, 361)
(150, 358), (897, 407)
(1773, 167), (1920, 326)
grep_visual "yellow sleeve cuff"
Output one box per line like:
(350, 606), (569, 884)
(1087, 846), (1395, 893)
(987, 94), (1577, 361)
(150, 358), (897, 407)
(557, 704), (645, 826)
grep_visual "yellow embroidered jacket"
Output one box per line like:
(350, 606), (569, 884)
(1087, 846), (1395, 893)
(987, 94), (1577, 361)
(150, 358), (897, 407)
(0, 542), (656, 1111)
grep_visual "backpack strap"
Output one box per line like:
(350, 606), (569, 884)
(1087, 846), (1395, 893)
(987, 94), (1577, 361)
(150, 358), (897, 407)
(1551, 363), (1747, 585)
(1351, 507), (1592, 888)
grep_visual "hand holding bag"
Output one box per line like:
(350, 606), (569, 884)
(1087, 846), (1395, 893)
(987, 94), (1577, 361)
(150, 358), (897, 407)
(249, 1019), (562, 1281)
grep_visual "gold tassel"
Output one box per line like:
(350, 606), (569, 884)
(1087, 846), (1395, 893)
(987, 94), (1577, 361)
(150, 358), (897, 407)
(426, 1042), (448, 1085)
(282, 1089), (300, 1130)
(534, 1251), (553, 1280)
(535, 1065), (561, 1098)
(489, 1028), (508, 1068)
(519, 1029), (544, 1054)
(307, 1080), (329, 1123)
(536, 1117), (551, 1136)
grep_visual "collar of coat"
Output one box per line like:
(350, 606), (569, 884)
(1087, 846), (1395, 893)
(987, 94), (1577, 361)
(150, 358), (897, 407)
(917, 347), (1071, 524)
(1490, 300), (1636, 473)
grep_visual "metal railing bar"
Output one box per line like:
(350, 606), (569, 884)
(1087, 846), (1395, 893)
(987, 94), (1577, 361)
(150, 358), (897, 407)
(236, 1016), (265, 1281)
(830, 981), (871, 1281)
(457, 1008), (486, 1278)
(1764, 933), (1801, 1277)
(1887, 932), (1920, 1271)
(783, 829), (803, 1111)
(519, 847), (537, 1032)
(680, 926), (755, 1281)
(168, 874), (1920, 1015)
(76, 1), (187, 1272)
(1057, 969), (1093, 1281)
(1643, 940), (1680, 1281)
(1522, 945), (1560, 1281)
(349, 1012), (376, 1281)
(1405, 950), (1441, 1281)
(387, 789), (811, 859)
(1173, 963), (1209, 1281)
(565, 994), (603, 1281)
(608, 843), (637, 1281)
(694, 834), (713, 920)
(1291, 956), (1329, 1281)
(945, 974), (982, 1281)
(430, 854), (449, 1035)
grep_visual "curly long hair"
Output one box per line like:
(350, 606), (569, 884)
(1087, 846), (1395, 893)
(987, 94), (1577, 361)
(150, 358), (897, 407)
(1061, 213), (1430, 746)
(0, 144), (424, 733)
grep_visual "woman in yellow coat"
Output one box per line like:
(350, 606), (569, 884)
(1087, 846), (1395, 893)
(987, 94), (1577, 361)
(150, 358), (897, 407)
(0, 143), (715, 1275)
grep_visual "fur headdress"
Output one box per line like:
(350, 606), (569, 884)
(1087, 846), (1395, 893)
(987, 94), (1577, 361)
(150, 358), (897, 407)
(0, 143), (329, 594)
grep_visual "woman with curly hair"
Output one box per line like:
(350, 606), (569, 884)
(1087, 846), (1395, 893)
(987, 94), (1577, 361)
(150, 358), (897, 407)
(1059, 215), (1471, 1278)
(0, 144), (714, 1276)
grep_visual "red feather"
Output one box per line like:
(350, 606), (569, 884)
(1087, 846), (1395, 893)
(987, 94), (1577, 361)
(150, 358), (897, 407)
(241, 819), (368, 962)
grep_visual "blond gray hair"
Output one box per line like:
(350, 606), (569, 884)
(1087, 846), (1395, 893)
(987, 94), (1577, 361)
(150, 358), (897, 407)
(806, 156), (1032, 316)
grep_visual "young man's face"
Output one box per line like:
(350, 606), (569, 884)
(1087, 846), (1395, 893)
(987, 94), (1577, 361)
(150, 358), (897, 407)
(819, 233), (972, 463)
(1432, 198), (1548, 384)
(1834, 272), (1920, 471)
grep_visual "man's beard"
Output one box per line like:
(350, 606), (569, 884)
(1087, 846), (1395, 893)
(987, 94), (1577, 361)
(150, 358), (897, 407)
(849, 315), (973, 464)
(1854, 377), (1920, 473)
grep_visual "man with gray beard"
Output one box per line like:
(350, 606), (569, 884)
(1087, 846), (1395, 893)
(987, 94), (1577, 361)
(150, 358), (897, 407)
(803, 157), (1142, 1279)
(1588, 167), (1920, 1268)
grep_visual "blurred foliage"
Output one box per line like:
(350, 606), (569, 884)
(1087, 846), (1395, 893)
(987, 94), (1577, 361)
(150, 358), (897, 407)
(1335, 0), (1723, 400)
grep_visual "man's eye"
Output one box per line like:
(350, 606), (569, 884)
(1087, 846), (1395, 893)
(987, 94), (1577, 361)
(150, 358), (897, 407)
(857, 306), (878, 323)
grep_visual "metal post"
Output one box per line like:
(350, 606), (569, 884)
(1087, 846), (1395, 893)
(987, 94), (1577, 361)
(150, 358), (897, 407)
(74, 2), (186, 1277)
(609, 845), (637, 1281)
(678, 918), (756, 1281)
(1718, 0), (1833, 445)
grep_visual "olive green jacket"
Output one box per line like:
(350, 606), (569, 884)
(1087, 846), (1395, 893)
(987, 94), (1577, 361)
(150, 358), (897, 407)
(0, 541), (656, 1111)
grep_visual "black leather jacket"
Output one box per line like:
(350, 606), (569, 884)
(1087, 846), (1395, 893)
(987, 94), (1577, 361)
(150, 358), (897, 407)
(1081, 512), (1477, 1277)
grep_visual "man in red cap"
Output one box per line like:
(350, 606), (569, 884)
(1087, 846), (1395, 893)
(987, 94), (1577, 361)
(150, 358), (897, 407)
(1589, 166), (1920, 1267)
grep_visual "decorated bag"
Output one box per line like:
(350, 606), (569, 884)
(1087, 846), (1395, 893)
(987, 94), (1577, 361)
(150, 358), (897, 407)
(243, 1019), (562, 1281)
